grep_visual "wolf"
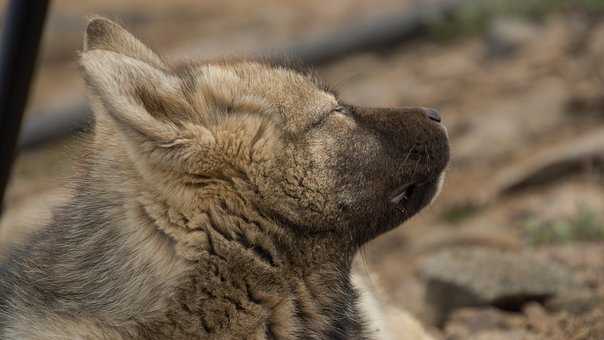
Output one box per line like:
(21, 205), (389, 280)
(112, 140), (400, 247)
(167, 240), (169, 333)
(0, 17), (449, 339)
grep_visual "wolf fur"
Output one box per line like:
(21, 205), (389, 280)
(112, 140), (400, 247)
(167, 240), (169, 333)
(0, 17), (449, 339)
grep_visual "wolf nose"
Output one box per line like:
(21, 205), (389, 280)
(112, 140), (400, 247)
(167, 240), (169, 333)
(424, 108), (442, 123)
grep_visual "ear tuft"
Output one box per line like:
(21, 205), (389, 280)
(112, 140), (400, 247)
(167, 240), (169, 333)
(84, 16), (166, 69)
(85, 17), (115, 51)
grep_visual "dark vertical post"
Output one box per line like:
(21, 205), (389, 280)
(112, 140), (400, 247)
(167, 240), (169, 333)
(0, 0), (50, 215)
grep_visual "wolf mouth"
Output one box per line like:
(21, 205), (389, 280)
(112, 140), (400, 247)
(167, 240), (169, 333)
(389, 182), (417, 204)
(389, 178), (440, 217)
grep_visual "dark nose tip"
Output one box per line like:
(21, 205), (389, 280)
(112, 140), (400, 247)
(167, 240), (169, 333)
(425, 108), (442, 123)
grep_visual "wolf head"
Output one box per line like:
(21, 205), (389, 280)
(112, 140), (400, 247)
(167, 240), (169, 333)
(80, 17), (449, 248)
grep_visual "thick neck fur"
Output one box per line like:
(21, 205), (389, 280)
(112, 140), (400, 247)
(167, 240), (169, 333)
(61, 135), (371, 339)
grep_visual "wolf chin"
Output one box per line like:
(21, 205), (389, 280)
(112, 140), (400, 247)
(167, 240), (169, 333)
(0, 17), (449, 339)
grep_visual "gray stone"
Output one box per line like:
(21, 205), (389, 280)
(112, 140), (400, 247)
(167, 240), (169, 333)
(420, 247), (578, 324)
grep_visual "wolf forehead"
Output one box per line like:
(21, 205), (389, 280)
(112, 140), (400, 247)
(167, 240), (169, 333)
(175, 61), (338, 129)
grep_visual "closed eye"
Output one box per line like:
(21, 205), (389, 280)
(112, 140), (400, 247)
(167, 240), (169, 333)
(332, 105), (354, 117)
(307, 105), (354, 131)
(334, 105), (346, 113)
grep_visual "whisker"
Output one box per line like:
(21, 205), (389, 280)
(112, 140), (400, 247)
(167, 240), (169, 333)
(411, 152), (421, 179)
(424, 144), (431, 170)
(402, 144), (417, 165)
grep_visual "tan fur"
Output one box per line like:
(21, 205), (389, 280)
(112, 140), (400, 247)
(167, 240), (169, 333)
(0, 18), (449, 339)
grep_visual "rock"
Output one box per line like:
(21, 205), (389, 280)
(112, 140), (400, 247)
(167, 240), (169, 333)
(420, 247), (578, 324)
(485, 17), (540, 58)
(536, 243), (604, 293)
(491, 128), (604, 197)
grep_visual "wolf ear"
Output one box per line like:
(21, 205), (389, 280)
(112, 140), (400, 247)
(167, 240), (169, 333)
(80, 19), (214, 173)
(81, 50), (186, 143)
(84, 17), (166, 70)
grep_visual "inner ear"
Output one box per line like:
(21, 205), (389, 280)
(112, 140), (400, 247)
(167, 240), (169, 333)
(135, 83), (193, 124)
(80, 49), (187, 143)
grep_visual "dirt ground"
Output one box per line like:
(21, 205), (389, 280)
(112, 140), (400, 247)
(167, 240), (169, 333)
(1, 1), (604, 339)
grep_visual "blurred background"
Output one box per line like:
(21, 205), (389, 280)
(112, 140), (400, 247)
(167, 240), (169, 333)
(1, 0), (604, 339)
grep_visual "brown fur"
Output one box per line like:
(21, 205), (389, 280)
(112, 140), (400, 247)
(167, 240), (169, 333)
(0, 17), (449, 339)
